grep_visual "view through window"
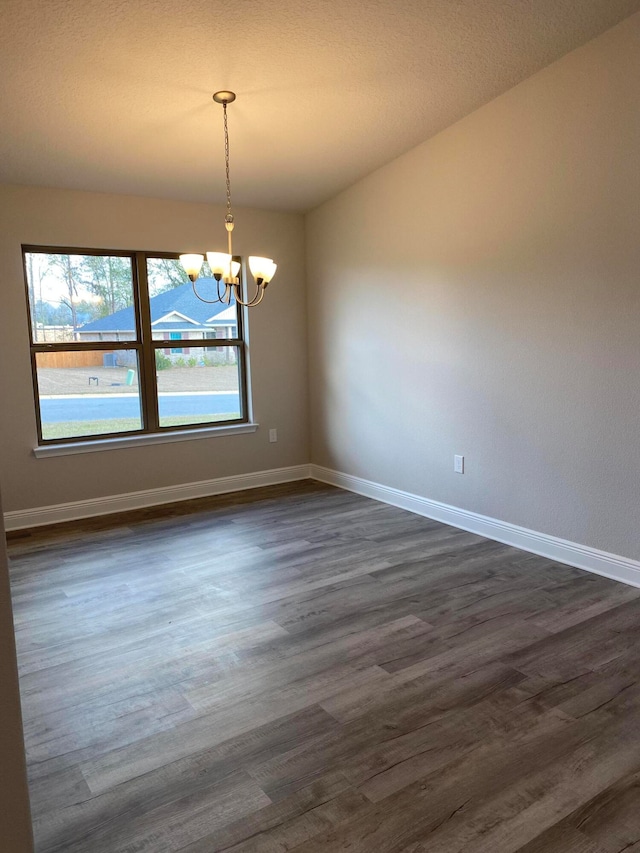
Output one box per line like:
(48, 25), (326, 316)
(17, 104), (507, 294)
(24, 248), (247, 443)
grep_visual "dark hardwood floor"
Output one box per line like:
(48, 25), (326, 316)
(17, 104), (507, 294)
(7, 480), (640, 852)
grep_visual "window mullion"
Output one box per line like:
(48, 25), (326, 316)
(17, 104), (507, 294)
(135, 252), (160, 432)
(31, 341), (141, 353)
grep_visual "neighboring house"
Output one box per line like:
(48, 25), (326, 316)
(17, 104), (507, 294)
(78, 280), (238, 363)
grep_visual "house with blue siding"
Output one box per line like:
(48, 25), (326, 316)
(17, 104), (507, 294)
(78, 280), (237, 360)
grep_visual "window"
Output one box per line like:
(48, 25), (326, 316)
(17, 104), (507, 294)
(169, 332), (183, 354)
(23, 247), (249, 444)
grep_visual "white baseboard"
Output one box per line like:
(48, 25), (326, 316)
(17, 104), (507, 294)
(8, 463), (640, 590)
(4, 465), (312, 531)
(310, 465), (640, 589)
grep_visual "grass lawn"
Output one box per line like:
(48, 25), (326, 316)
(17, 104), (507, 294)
(38, 365), (239, 395)
(42, 414), (241, 440)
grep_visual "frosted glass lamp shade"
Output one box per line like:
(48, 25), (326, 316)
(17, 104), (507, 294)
(179, 253), (204, 281)
(206, 252), (233, 278)
(249, 257), (277, 284)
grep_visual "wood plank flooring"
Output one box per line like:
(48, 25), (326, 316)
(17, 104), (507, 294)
(7, 480), (640, 852)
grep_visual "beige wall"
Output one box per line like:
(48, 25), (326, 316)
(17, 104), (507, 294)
(0, 483), (34, 851)
(306, 13), (640, 561)
(1, 15), (639, 849)
(0, 186), (308, 512)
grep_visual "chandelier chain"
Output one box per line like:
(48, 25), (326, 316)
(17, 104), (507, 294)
(222, 102), (233, 223)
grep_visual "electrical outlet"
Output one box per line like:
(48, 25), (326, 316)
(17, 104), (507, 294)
(454, 455), (464, 474)
(269, 428), (278, 443)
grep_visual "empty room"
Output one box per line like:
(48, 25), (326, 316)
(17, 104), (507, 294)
(1, 1), (640, 851)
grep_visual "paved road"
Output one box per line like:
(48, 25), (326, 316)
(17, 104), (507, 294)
(40, 393), (240, 422)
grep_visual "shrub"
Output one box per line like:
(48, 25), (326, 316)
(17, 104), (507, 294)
(155, 352), (172, 370)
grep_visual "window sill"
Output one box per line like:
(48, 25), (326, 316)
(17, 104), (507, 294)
(33, 423), (259, 458)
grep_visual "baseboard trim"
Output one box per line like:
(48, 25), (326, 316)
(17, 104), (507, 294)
(310, 465), (640, 589)
(8, 463), (639, 589)
(4, 464), (312, 531)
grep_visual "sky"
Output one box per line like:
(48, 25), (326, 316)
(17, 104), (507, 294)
(25, 252), (111, 306)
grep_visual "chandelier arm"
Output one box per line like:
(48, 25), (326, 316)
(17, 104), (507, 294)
(191, 279), (225, 304)
(218, 278), (231, 302)
(233, 282), (265, 308)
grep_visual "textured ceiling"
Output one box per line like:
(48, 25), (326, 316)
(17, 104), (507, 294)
(1, 0), (639, 212)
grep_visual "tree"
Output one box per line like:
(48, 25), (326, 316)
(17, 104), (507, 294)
(147, 258), (189, 296)
(80, 255), (133, 316)
(45, 254), (81, 336)
(26, 253), (45, 339)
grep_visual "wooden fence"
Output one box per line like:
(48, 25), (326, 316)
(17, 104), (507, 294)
(37, 351), (110, 369)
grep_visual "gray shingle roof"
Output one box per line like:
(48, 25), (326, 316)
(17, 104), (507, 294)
(79, 280), (236, 333)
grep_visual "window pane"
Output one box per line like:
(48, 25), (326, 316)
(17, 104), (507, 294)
(146, 257), (239, 342)
(155, 346), (242, 428)
(35, 350), (143, 440)
(25, 252), (136, 343)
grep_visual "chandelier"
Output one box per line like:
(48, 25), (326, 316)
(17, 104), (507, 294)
(180, 91), (277, 307)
